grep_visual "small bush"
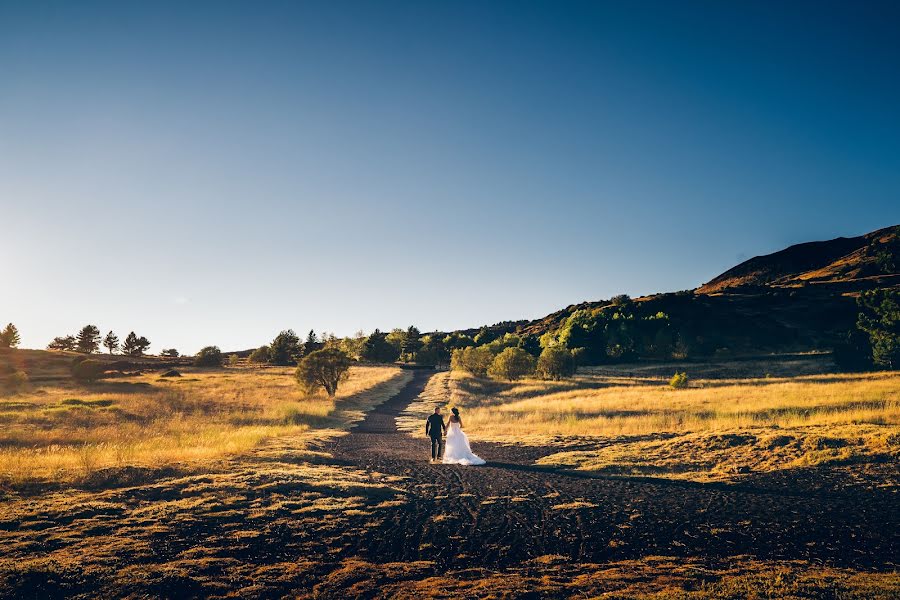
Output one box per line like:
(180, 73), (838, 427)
(669, 372), (689, 389)
(194, 346), (223, 367)
(488, 347), (536, 381)
(72, 359), (106, 383)
(227, 354), (240, 366)
(3, 370), (29, 393)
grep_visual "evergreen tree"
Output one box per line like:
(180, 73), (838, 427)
(136, 336), (151, 356)
(270, 329), (301, 365)
(360, 329), (399, 363)
(75, 325), (101, 354)
(857, 289), (900, 369)
(103, 331), (119, 354)
(400, 325), (422, 359)
(122, 332), (140, 356)
(304, 329), (323, 356)
(0, 323), (20, 348)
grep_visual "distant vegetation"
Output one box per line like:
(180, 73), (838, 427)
(0, 323), (20, 348)
(194, 345), (223, 367)
(296, 348), (352, 397)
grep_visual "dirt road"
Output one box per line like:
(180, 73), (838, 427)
(326, 370), (897, 572)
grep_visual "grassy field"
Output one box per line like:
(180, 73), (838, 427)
(0, 350), (409, 487)
(401, 360), (900, 483)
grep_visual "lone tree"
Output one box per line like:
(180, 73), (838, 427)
(48, 335), (76, 351)
(488, 347), (536, 381)
(0, 323), (20, 348)
(269, 330), (301, 365)
(360, 329), (399, 363)
(535, 346), (576, 380)
(76, 325), (101, 354)
(103, 331), (119, 354)
(194, 346), (223, 367)
(295, 348), (352, 397)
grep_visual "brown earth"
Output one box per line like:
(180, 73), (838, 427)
(1, 370), (897, 599)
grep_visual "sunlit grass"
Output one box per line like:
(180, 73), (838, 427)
(0, 364), (407, 484)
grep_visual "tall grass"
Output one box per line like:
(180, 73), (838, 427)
(0, 365), (405, 484)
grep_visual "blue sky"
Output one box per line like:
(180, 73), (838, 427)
(2, 1), (899, 353)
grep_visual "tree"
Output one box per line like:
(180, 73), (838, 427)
(400, 326), (422, 360)
(535, 346), (576, 380)
(194, 346), (223, 367)
(136, 336), (151, 356)
(451, 346), (494, 377)
(473, 327), (497, 346)
(669, 372), (689, 389)
(160, 348), (180, 357)
(228, 353), (240, 366)
(248, 346), (271, 363)
(418, 334), (450, 367)
(295, 348), (352, 397)
(610, 294), (632, 306)
(517, 334), (542, 357)
(75, 325), (101, 354)
(48, 335), (76, 351)
(385, 329), (406, 355)
(122, 332), (142, 356)
(270, 329), (301, 365)
(304, 330), (323, 356)
(488, 347), (536, 381)
(103, 331), (119, 354)
(0, 323), (20, 348)
(857, 289), (900, 369)
(360, 329), (399, 363)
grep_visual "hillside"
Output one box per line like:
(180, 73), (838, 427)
(697, 225), (899, 293)
(468, 225), (900, 359)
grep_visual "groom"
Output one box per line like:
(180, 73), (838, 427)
(425, 406), (446, 462)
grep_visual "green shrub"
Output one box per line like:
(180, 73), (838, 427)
(227, 354), (240, 366)
(451, 346), (494, 377)
(535, 346), (576, 380)
(194, 346), (223, 367)
(669, 372), (689, 389)
(488, 347), (536, 381)
(72, 359), (106, 383)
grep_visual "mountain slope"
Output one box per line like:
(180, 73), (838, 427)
(697, 225), (899, 293)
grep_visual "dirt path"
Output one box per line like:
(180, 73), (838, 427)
(325, 370), (897, 572)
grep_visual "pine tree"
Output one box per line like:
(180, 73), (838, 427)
(270, 330), (301, 365)
(75, 325), (101, 354)
(0, 323), (20, 348)
(304, 330), (322, 356)
(122, 332), (140, 356)
(103, 331), (119, 354)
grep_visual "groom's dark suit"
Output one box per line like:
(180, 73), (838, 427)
(425, 413), (446, 460)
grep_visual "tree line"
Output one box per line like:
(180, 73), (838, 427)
(46, 325), (152, 356)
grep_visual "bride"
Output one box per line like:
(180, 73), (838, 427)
(442, 408), (486, 465)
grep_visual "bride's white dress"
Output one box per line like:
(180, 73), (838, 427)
(442, 421), (486, 465)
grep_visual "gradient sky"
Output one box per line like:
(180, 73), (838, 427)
(3, 1), (899, 353)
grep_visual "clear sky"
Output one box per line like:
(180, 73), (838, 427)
(3, 1), (899, 353)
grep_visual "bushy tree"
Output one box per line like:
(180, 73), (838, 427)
(443, 332), (475, 350)
(295, 348), (352, 397)
(451, 346), (494, 377)
(418, 334), (450, 367)
(270, 329), (301, 365)
(385, 329), (406, 355)
(48, 335), (76, 351)
(517, 334), (542, 357)
(227, 353), (240, 366)
(103, 331), (119, 354)
(857, 289), (900, 369)
(488, 347), (536, 381)
(0, 323), (20, 348)
(160, 348), (180, 358)
(248, 346), (271, 363)
(194, 346), (223, 367)
(360, 329), (399, 363)
(75, 325), (101, 354)
(136, 336), (151, 356)
(535, 346), (576, 380)
(610, 294), (632, 306)
(473, 327), (497, 346)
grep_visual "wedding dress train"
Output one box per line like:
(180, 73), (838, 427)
(442, 421), (486, 465)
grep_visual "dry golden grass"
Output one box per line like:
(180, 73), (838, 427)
(0, 363), (409, 485)
(402, 367), (900, 482)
